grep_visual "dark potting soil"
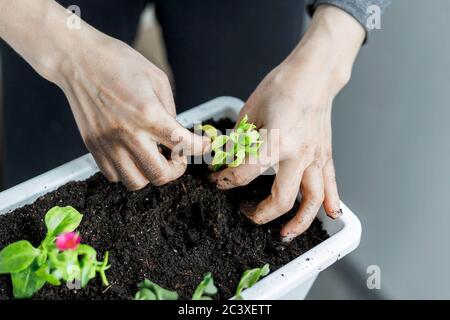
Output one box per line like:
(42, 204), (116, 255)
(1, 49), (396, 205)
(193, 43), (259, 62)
(0, 119), (328, 300)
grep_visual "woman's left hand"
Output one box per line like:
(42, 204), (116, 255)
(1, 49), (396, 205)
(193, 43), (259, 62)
(211, 5), (365, 241)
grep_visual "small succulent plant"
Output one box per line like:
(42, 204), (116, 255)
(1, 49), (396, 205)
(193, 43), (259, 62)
(197, 115), (263, 171)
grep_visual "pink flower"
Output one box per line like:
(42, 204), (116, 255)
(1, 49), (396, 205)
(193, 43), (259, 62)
(56, 232), (81, 251)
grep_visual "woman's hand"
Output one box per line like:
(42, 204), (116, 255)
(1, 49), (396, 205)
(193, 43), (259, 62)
(211, 5), (365, 241)
(0, 0), (209, 190)
(55, 36), (209, 190)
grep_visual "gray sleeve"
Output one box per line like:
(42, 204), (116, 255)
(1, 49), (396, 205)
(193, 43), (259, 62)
(307, 0), (391, 39)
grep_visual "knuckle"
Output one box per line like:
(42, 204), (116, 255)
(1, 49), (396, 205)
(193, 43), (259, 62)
(136, 102), (155, 124)
(308, 191), (325, 205)
(106, 122), (131, 141)
(314, 147), (322, 161)
(274, 193), (296, 212)
(295, 143), (313, 160)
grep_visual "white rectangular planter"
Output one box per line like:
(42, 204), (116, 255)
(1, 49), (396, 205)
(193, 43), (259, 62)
(0, 96), (361, 300)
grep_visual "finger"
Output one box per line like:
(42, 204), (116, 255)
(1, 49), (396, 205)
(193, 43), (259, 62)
(323, 159), (342, 219)
(243, 160), (305, 225)
(126, 135), (187, 186)
(159, 92), (177, 118)
(91, 152), (119, 183)
(153, 111), (210, 157)
(281, 164), (324, 242)
(106, 146), (150, 191)
(154, 75), (177, 118)
(210, 129), (278, 189)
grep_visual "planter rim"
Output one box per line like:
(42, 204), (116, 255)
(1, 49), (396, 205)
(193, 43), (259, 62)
(0, 96), (361, 300)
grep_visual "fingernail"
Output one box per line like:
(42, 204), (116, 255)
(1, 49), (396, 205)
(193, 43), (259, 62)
(331, 208), (343, 219)
(281, 233), (297, 243)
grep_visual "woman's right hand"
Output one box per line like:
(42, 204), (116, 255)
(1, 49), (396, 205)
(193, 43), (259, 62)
(54, 34), (210, 190)
(0, 0), (209, 190)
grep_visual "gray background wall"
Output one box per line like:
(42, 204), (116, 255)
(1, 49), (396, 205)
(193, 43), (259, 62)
(308, 0), (450, 299)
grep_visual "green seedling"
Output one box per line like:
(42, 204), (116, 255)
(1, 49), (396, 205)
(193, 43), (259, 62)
(135, 273), (217, 300)
(235, 264), (270, 299)
(0, 206), (109, 298)
(197, 115), (263, 171)
(192, 273), (218, 300)
(134, 279), (179, 300)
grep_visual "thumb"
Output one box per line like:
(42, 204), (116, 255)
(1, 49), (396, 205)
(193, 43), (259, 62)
(156, 113), (211, 156)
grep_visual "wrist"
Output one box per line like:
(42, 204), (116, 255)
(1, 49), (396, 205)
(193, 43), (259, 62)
(285, 5), (365, 94)
(39, 2), (106, 86)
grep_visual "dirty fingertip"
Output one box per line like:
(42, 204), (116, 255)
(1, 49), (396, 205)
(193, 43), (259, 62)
(208, 173), (219, 183)
(213, 175), (235, 190)
(328, 208), (343, 219)
(281, 232), (298, 243)
(240, 201), (257, 217)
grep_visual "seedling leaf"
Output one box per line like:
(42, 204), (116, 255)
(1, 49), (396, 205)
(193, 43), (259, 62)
(235, 264), (270, 299)
(135, 279), (179, 300)
(0, 240), (40, 274)
(199, 114), (262, 170)
(44, 206), (83, 241)
(197, 124), (218, 140)
(11, 261), (46, 299)
(192, 273), (218, 300)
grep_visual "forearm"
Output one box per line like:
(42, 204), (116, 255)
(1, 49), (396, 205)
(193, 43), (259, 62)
(285, 5), (365, 96)
(0, 0), (98, 83)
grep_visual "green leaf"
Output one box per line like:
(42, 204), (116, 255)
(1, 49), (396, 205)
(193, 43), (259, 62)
(44, 206), (83, 240)
(192, 273), (218, 300)
(235, 264), (270, 299)
(229, 132), (239, 144)
(11, 261), (46, 299)
(36, 249), (48, 266)
(211, 164), (224, 172)
(134, 279), (178, 300)
(197, 124), (218, 140)
(201, 114), (261, 170)
(228, 150), (245, 168)
(80, 259), (96, 288)
(245, 130), (260, 144)
(241, 123), (256, 132)
(35, 266), (61, 286)
(0, 240), (40, 274)
(237, 115), (249, 129)
(76, 244), (97, 259)
(211, 135), (229, 150)
(135, 288), (157, 300)
(212, 151), (227, 166)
